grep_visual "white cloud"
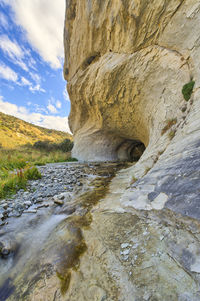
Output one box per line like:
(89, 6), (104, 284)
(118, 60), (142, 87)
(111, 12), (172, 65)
(23, 72), (45, 93)
(47, 97), (62, 113)
(0, 97), (70, 132)
(5, 0), (65, 69)
(29, 84), (45, 93)
(0, 35), (28, 71)
(29, 72), (41, 84)
(21, 76), (31, 86)
(18, 75), (45, 93)
(47, 103), (57, 114)
(0, 35), (22, 58)
(56, 100), (62, 109)
(0, 63), (18, 81)
(33, 103), (48, 114)
(63, 89), (70, 102)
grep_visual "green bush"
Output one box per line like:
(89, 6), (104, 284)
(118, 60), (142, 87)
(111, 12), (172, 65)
(0, 167), (41, 199)
(58, 139), (73, 152)
(182, 80), (195, 101)
(24, 167), (42, 180)
(33, 138), (73, 152)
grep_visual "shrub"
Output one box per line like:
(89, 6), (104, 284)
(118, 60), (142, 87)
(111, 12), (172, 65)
(33, 140), (53, 151)
(182, 80), (195, 101)
(24, 166), (42, 180)
(66, 157), (78, 162)
(58, 139), (73, 152)
(33, 139), (73, 152)
(0, 167), (41, 199)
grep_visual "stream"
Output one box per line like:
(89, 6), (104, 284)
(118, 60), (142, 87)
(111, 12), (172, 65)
(0, 162), (128, 300)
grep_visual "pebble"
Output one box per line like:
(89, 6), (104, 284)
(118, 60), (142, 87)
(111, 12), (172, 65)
(23, 210), (37, 214)
(121, 249), (130, 256)
(121, 243), (131, 249)
(54, 199), (64, 206)
(0, 162), (110, 225)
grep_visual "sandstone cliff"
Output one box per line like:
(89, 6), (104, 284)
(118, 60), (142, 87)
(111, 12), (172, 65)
(63, 1), (200, 300)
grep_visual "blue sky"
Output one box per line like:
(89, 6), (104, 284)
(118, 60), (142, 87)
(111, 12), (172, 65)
(0, 0), (71, 132)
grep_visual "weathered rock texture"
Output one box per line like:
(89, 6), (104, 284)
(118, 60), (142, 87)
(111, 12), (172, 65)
(64, 0), (198, 161)
(63, 0), (200, 300)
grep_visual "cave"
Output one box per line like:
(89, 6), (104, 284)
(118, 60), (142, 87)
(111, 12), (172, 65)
(116, 139), (145, 162)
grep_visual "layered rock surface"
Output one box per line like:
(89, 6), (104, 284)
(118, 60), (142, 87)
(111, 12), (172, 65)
(64, 0), (198, 162)
(62, 0), (200, 300)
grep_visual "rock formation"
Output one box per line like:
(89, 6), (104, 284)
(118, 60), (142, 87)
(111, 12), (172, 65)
(64, 0), (198, 162)
(63, 0), (200, 300)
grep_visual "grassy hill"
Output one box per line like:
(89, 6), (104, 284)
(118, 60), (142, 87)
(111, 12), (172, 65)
(0, 111), (72, 149)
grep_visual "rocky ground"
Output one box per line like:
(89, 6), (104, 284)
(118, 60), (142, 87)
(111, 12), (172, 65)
(0, 162), (108, 226)
(0, 158), (200, 300)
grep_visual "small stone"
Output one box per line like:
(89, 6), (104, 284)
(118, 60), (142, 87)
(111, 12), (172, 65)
(24, 201), (32, 206)
(1, 247), (10, 256)
(121, 248), (130, 256)
(121, 243), (130, 249)
(23, 210), (37, 214)
(54, 199), (64, 206)
(34, 198), (43, 204)
(0, 220), (5, 226)
(36, 204), (49, 209)
(1, 203), (8, 210)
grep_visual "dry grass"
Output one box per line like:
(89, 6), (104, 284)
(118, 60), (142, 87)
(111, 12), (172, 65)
(0, 111), (72, 149)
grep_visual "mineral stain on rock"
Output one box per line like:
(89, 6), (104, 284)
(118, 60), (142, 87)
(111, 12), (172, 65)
(0, 163), (126, 300)
(55, 163), (126, 294)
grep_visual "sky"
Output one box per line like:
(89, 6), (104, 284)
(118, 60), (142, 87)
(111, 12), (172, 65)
(0, 0), (71, 133)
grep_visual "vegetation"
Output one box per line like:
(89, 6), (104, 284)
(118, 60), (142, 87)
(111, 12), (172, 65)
(33, 138), (73, 152)
(161, 118), (177, 135)
(168, 130), (176, 140)
(0, 111), (72, 149)
(131, 176), (138, 185)
(182, 80), (195, 101)
(0, 167), (41, 199)
(0, 143), (77, 199)
(0, 112), (78, 199)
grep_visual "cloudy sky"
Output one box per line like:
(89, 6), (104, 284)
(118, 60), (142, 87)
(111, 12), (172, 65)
(0, 0), (71, 133)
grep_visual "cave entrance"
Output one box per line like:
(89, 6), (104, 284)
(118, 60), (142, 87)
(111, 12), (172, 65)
(117, 139), (145, 162)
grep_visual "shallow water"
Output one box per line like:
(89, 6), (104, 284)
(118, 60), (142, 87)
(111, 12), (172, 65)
(0, 162), (127, 300)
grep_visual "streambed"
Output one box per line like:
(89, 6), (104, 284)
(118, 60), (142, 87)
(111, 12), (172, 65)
(0, 162), (127, 300)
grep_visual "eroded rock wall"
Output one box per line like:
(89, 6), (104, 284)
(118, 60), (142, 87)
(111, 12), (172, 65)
(64, 0), (198, 162)
(62, 1), (200, 299)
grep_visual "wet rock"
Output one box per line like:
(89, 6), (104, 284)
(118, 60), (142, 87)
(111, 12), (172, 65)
(0, 241), (10, 258)
(54, 199), (64, 206)
(24, 201), (32, 207)
(1, 203), (8, 210)
(0, 220), (5, 227)
(36, 204), (49, 209)
(23, 210), (37, 214)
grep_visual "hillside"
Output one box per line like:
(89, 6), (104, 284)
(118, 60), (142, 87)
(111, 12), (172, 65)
(0, 111), (72, 149)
